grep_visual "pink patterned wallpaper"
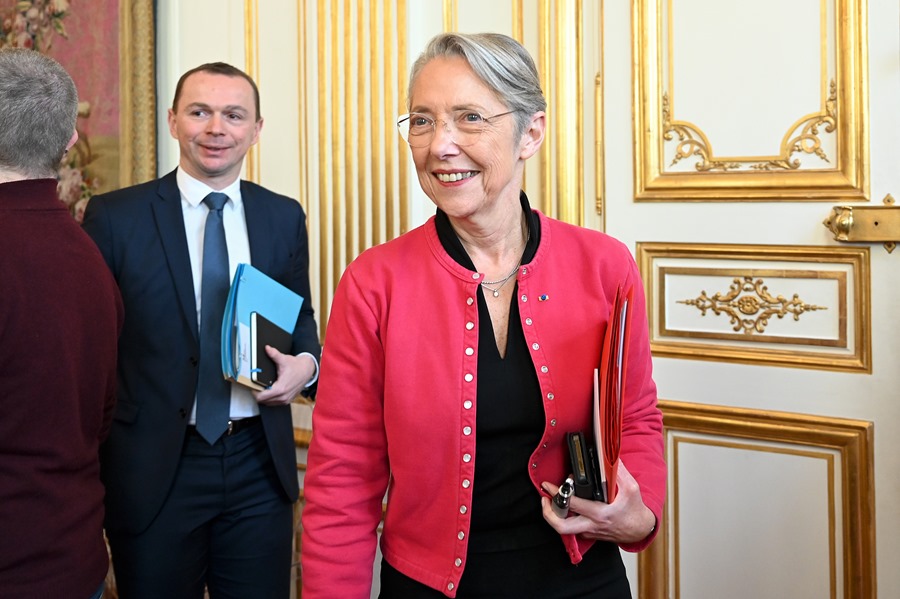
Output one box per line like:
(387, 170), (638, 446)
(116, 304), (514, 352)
(49, 0), (121, 138)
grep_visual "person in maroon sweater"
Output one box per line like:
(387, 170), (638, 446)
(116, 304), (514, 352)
(0, 49), (124, 599)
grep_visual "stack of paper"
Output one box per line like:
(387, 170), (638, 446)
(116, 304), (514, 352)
(593, 284), (633, 503)
(220, 263), (303, 390)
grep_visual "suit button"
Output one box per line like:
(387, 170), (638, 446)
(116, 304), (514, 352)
(189, 357), (198, 367)
(179, 408), (187, 418)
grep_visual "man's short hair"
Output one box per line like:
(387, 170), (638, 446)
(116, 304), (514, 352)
(0, 48), (78, 179)
(172, 62), (262, 121)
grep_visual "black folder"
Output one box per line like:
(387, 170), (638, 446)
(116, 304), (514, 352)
(250, 311), (293, 388)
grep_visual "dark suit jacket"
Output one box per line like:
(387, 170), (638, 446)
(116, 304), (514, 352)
(82, 169), (320, 534)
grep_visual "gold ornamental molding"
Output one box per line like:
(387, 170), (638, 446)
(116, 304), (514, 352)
(637, 243), (871, 373)
(243, 0), (260, 183)
(661, 266), (846, 348)
(662, 93), (740, 172)
(749, 80), (837, 171)
(119, 0), (157, 185)
(595, 70), (604, 219)
(309, 0), (409, 341)
(638, 400), (876, 599)
(537, 0), (584, 226)
(677, 275), (828, 336)
(512, 0), (523, 43)
(442, 0), (457, 32)
(634, 0), (869, 201)
(663, 81), (838, 174)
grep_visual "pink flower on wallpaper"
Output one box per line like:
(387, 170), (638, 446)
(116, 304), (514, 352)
(49, 0), (119, 139)
(11, 12), (25, 33)
(58, 159), (99, 222)
(57, 162), (84, 207)
(0, 1), (67, 51)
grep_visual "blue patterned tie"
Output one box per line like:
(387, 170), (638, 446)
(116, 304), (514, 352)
(195, 192), (231, 444)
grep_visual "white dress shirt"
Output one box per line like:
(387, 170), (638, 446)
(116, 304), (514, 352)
(178, 170), (319, 423)
(178, 168), (260, 421)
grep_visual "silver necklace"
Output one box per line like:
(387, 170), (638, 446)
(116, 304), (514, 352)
(471, 222), (530, 298)
(481, 260), (521, 297)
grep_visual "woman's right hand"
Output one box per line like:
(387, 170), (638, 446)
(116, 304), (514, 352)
(540, 460), (657, 544)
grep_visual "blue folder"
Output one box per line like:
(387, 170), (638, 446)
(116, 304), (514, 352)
(220, 263), (303, 390)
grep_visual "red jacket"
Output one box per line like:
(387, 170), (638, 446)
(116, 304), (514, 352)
(302, 211), (665, 598)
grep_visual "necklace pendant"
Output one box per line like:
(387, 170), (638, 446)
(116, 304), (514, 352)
(492, 290), (500, 297)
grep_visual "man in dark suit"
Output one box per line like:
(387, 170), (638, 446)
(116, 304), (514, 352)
(83, 62), (320, 598)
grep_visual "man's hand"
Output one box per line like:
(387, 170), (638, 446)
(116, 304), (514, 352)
(253, 347), (316, 406)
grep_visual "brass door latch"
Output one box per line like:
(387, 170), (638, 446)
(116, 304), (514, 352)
(823, 194), (898, 253)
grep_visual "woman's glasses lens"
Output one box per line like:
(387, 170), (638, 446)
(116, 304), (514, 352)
(397, 110), (513, 148)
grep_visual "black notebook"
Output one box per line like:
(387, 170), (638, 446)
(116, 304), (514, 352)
(250, 311), (293, 388)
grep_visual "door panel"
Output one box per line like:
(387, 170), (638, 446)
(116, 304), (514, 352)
(603, 1), (899, 597)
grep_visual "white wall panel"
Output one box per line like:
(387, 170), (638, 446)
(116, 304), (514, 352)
(156, 0), (246, 174)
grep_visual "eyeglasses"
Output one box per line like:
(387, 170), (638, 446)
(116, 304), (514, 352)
(396, 110), (516, 148)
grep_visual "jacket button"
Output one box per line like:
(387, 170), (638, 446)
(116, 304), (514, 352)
(189, 357), (198, 367)
(179, 408), (187, 418)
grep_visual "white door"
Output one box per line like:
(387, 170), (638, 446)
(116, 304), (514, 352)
(603, 1), (899, 597)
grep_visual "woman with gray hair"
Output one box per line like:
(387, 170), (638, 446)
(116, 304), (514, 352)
(302, 32), (666, 598)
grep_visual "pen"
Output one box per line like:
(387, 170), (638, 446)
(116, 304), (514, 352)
(552, 477), (574, 519)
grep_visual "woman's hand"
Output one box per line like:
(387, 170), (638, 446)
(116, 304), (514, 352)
(540, 460), (656, 544)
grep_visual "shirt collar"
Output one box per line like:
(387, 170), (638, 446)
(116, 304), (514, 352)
(176, 168), (243, 209)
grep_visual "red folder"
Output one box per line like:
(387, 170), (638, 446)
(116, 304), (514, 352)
(593, 284), (633, 503)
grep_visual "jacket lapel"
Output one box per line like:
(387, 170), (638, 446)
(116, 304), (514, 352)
(152, 170), (200, 343)
(242, 181), (273, 274)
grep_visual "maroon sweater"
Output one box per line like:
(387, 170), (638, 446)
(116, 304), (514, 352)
(0, 179), (123, 598)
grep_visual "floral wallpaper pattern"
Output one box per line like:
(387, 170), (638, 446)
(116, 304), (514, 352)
(1, 0), (103, 222)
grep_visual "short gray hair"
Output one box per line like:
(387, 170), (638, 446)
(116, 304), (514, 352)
(0, 49), (78, 178)
(408, 32), (546, 137)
